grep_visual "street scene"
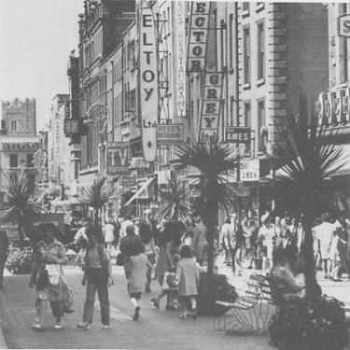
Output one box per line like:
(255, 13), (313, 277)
(1, 1), (350, 349)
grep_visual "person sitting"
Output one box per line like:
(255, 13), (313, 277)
(268, 248), (306, 305)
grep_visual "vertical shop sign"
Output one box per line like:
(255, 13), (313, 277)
(175, 1), (186, 116)
(140, 2), (158, 162)
(187, 2), (211, 72)
(199, 71), (224, 142)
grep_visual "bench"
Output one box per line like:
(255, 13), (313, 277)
(215, 273), (276, 334)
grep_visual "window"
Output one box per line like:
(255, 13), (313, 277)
(27, 154), (34, 167)
(257, 99), (266, 152)
(244, 101), (251, 127)
(257, 21), (265, 81)
(242, 2), (250, 15)
(256, 2), (265, 11)
(11, 120), (17, 131)
(9, 154), (18, 168)
(243, 27), (251, 85)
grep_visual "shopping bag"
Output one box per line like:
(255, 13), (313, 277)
(162, 271), (178, 290)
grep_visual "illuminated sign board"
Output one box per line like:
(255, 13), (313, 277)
(139, 3), (158, 162)
(187, 2), (211, 72)
(199, 72), (224, 141)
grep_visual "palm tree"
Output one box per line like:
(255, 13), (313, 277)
(158, 177), (191, 223)
(0, 173), (41, 242)
(80, 177), (111, 225)
(273, 98), (347, 298)
(174, 140), (239, 274)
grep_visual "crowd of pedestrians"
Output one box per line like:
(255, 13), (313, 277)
(4, 206), (350, 331)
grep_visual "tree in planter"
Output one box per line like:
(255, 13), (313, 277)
(174, 140), (239, 315)
(80, 177), (111, 225)
(273, 98), (347, 299)
(0, 173), (41, 243)
(158, 177), (191, 223)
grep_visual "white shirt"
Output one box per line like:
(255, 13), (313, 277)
(104, 223), (115, 243)
(120, 219), (133, 238)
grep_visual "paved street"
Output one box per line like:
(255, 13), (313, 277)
(0, 265), (273, 350)
(2, 256), (350, 349)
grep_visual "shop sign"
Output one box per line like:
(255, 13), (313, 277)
(199, 72), (224, 142)
(157, 124), (183, 142)
(1, 142), (39, 152)
(225, 126), (251, 144)
(318, 87), (350, 126)
(339, 14), (350, 37)
(187, 2), (211, 72)
(175, 1), (186, 116)
(240, 158), (260, 182)
(139, 2), (158, 162)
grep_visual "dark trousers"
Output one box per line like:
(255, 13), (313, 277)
(50, 301), (63, 322)
(83, 268), (110, 325)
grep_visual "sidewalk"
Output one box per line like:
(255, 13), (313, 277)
(0, 268), (273, 350)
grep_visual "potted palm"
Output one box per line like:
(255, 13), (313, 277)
(174, 140), (239, 315)
(269, 97), (349, 350)
(79, 177), (111, 225)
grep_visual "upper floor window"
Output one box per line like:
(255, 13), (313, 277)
(257, 99), (266, 152)
(243, 27), (251, 86)
(244, 101), (251, 127)
(11, 120), (17, 131)
(242, 2), (250, 16)
(10, 154), (18, 168)
(257, 21), (265, 81)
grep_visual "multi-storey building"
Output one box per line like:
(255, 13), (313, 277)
(77, 0), (135, 193)
(0, 98), (39, 203)
(66, 0), (330, 219)
(317, 3), (350, 210)
(48, 94), (71, 191)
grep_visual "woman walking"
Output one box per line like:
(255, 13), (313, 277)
(29, 224), (69, 330)
(77, 224), (113, 330)
(119, 223), (148, 320)
(176, 245), (200, 319)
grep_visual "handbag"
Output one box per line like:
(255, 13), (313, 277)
(46, 264), (61, 285)
(162, 271), (178, 290)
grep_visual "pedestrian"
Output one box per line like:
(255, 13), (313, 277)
(0, 230), (9, 290)
(191, 216), (208, 266)
(77, 224), (113, 330)
(139, 219), (157, 292)
(103, 220), (115, 253)
(219, 218), (232, 266)
(313, 213), (338, 279)
(176, 245), (200, 319)
(124, 251), (150, 321)
(29, 224), (70, 330)
(258, 216), (276, 274)
(151, 221), (182, 310)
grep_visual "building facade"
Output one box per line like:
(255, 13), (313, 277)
(66, 0), (331, 220)
(0, 98), (39, 203)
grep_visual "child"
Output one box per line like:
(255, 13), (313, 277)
(176, 245), (200, 319)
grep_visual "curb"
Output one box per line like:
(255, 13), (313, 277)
(0, 293), (7, 349)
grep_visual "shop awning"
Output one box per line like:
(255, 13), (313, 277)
(124, 177), (156, 207)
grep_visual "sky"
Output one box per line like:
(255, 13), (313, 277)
(0, 0), (83, 130)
